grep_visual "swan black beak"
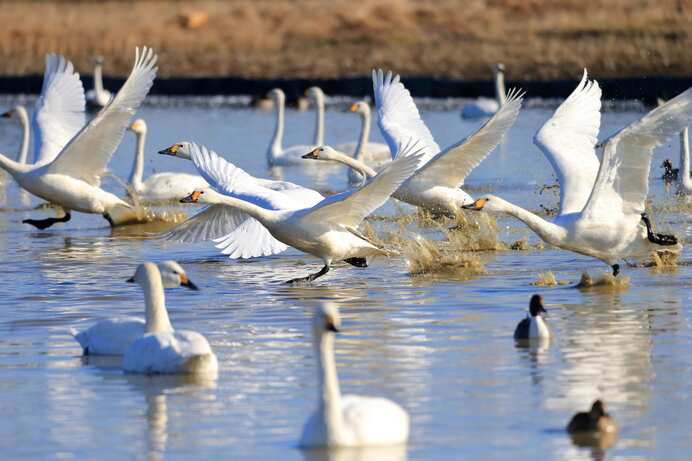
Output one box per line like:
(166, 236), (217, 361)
(126, 277), (134, 283)
(158, 145), (180, 156)
(462, 198), (487, 211)
(302, 149), (320, 160)
(180, 190), (203, 203)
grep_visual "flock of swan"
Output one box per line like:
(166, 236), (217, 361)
(1, 47), (691, 449)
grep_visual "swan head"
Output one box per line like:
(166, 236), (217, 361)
(128, 119), (147, 135)
(92, 55), (104, 66)
(528, 294), (546, 317)
(302, 146), (340, 162)
(126, 261), (198, 291)
(267, 88), (285, 102)
(158, 142), (192, 160)
(1, 105), (28, 122)
(494, 63), (505, 75)
(461, 195), (504, 212)
(313, 303), (341, 335)
(304, 86), (324, 101)
(180, 190), (205, 204)
(348, 101), (370, 115)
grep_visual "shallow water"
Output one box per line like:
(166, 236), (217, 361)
(0, 97), (690, 460)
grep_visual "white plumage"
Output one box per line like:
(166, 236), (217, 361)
(460, 63), (507, 119)
(85, 55), (113, 110)
(266, 88), (318, 166)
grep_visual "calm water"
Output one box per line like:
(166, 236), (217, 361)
(0, 97), (690, 461)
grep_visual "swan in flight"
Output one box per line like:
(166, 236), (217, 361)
(122, 261), (217, 375)
(70, 261), (198, 356)
(299, 303), (409, 448)
(514, 294), (550, 340)
(460, 63), (507, 119)
(159, 141), (324, 259)
(85, 55), (113, 111)
(463, 71), (689, 276)
(305, 86), (325, 146)
(266, 88), (319, 166)
(0, 47), (158, 229)
(302, 70), (523, 217)
(126, 119), (209, 203)
(177, 141), (423, 283)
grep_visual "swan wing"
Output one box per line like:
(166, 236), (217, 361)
(373, 69), (440, 162)
(533, 70), (601, 215)
(213, 217), (289, 258)
(412, 89), (523, 187)
(341, 394), (410, 445)
(582, 86), (692, 221)
(71, 317), (145, 356)
(254, 178), (324, 207)
(163, 204), (248, 242)
(32, 54), (86, 165)
(47, 47), (158, 186)
(301, 140), (424, 227)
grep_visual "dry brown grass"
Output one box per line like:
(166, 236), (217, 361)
(0, 0), (690, 79)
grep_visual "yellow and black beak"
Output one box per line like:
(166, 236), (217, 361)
(462, 198), (487, 211)
(1, 109), (14, 118)
(302, 148), (320, 160)
(129, 122), (139, 131)
(179, 274), (199, 291)
(325, 316), (339, 333)
(158, 144), (181, 156)
(349, 103), (359, 112)
(180, 190), (203, 203)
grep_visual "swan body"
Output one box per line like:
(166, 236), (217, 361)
(159, 141), (324, 258)
(0, 48), (158, 228)
(71, 261), (199, 356)
(460, 63), (507, 119)
(267, 88), (318, 166)
(464, 70), (689, 274)
(514, 294), (550, 340)
(303, 70), (522, 217)
(126, 119), (209, 202)
(299, 303), (409, 448)
(176, 141), (423, 283)
(122, 261), (217, 375)
(85, 55), (113, 110)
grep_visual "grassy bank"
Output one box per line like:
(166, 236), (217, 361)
(0, 0), (689, 80)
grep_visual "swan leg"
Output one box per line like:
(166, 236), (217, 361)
(285, 265), (330, 284)
(23, 210), (71, 229)
(343, 257), (367, 268)
(641, 213), (678, 246)
(611, 264), (620, 277)
(103, 213), (115, 227)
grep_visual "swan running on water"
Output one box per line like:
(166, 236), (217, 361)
(122, 261), (217, 376)
(70, 261), (198, 356)
(175, 141), (423, 283)
(0, 47), (157, 229)
(299, 303), (409, 448)
(464, 70), (689, 276)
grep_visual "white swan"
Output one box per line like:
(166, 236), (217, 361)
(159, 141), (324, 258)
(126, 119), (209, 203)
(177, 141), (423, 283)
(675, 128), (691, 194)
(302, 70), (523, 217)
(0, 47), (158, 229)
(1, 53), (86, 167)
(70, 260), (198, 356)
(85, 55), (113, 111)
(306, 86), (325, 146)
(463, 70), (689, 275)
(299, 303), (409, 448)
(514, 294), (550, 340)
(266, 88), (319, 166)
(460, 63), (507, 119)
(122, 261), (217, 375)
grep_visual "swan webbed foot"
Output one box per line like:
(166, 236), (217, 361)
(285, 265), (330, 284)
(23, 211), (71, 229)
(641, 213), (678, 246)
(611, 264), (620, 277)
(343, 257), (367, 268)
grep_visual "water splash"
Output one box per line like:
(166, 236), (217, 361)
(531, 271), (570, 286)
(398, 233), (485, 276)
(576, 270), (630, 290)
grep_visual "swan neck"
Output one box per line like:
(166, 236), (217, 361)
(128, 131), (146, 189)
(354, 107), (371, 161)
(18, 110), (29, 164)
(94, 62), (104, 94)
(492, 197), (564, 245)
(680, 128), (691, 188)
(0, 152), (31, 179)
(141, 265), (173, 334)
(329, 150), (376, 179)
(205, 190), (276, 224)
(314, 93), (324, 146)
(495, 69), (506, 105)
(269, 95), (284, 160)
(315, 332), (344, 440)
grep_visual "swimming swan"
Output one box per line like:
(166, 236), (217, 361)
(85, 55), (113, 111)
(463, 71), (689, 276)
(0, 47), (158, 229)
(267, 88), (319, 166)
(299, 303), (409, 448)
(514, 294), (550, 340)
(159, 141), (324, 259)
(302, 70), (523, 217)
(122, 261), (217, 375)
(70, 261), (198, 356)
(460, 63), (507, 119)
(126, 119), (209, 203)
(178, 141), (423, 283)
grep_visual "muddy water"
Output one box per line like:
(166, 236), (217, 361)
(0, 97), (690, 460)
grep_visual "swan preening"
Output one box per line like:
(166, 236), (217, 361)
(172, 140), (423, 283)
(85, 55), (113, 111)
(121, 261), (217, 375)
(0, 47), (157, 229)
(514, 294), (550, 340)
(71, 260), (198, 356)
(127, 119), (209, 203)
(464, 70), (689, 275)
(460, 63), (507, 119)
(299, 303), (409, 448)
(302, 70), (523, 217)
